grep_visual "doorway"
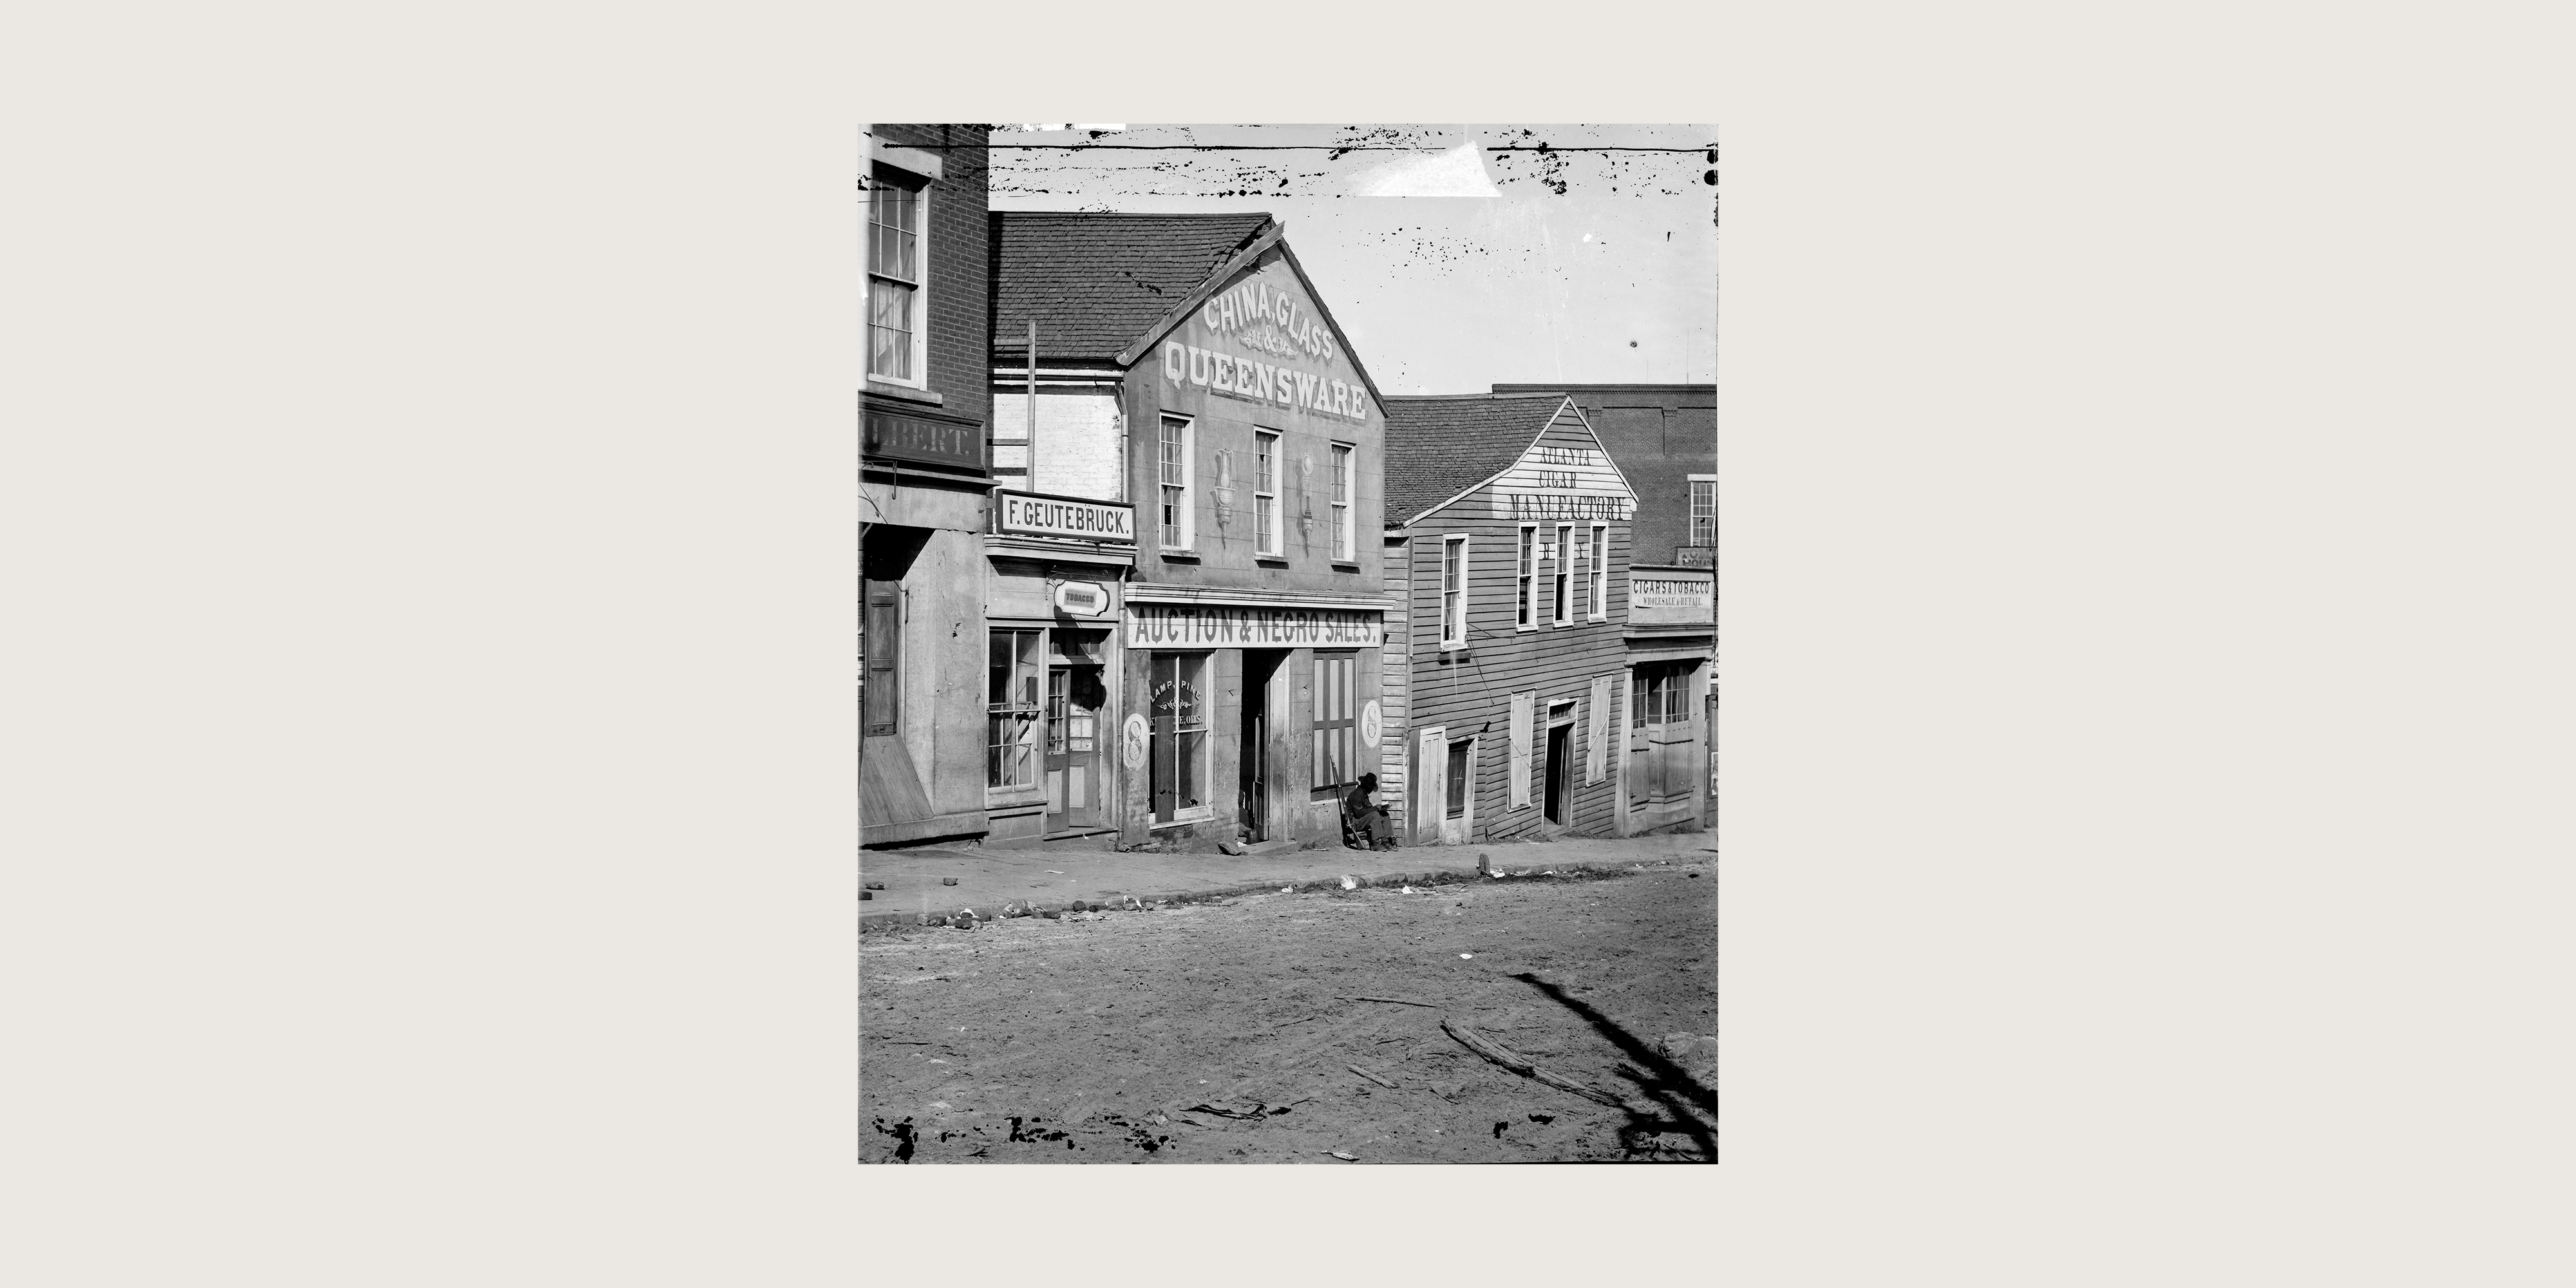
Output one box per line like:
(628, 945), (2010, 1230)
(1544, 723), (1573, 825)
(1238, 650), (1284, 841)
(1044, 661), (1106, 833)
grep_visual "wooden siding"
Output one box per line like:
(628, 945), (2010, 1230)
(1379, 533), (1410, 830)
(1396, 406), (1634, 842)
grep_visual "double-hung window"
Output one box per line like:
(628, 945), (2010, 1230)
(1330, 443), (1353, 560)
(865, 171), (925, 384)
(986, 629), (1043, 789)
(1440, 535), (1469, 649)
(1254, 430), (1281, 555)
(1158, 415), (1193, 549)
(1587, 522), (1609, 620)
(1688, 477), (1715, 547)
(1515, 524), (1538, 629)
(1552, 522), (1574, 625)
(1311, 652), (1356, 793)
(1573, 526), (1591, 620)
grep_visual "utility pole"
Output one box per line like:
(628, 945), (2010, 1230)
(1026, 319), (1039, 493)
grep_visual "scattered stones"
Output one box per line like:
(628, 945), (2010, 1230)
(940, 876), (960, 886)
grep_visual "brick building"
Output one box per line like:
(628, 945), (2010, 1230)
(860, 125), (996, 847)
(988, 212), (1390, 852)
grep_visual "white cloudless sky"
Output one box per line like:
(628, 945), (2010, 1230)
(989, 124), (1718, 393)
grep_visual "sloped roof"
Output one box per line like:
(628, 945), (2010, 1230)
(1381, 393), (1571, 526)
(989, 211), (1276, 362)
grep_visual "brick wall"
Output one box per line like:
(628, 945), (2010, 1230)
(871, 124), (990, 431)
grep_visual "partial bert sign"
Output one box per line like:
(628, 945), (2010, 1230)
(1627, 566), (1713, 625)
(997, 491), (1137, 544)
(1052, 581), (1110, 617)
(863, 406), (984, 473)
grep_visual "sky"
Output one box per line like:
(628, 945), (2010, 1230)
(988, 124), (1718, 395)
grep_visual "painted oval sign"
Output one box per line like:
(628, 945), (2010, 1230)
(1053, 580), (1110, 616)
(1360, 699), (1382, 748)
(1121, 713), (1151, 770)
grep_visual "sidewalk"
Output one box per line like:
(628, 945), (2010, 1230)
(859, 830), (1716, 933)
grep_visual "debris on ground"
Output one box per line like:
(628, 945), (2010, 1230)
(1325, 1150), (1358, 1160)
(940, 876), (959, 886)
(1347, 1063), (1400, 1089)
(1443, 1019), (1636, 1111)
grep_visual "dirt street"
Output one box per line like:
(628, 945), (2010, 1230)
(860, 862), (1716, 1162)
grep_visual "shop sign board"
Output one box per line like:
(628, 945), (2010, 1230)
(1126, 603), (1382, 649)
(1628, 568), (1714, 625)
(1672, 546), (1715, 569)
(998, 491), (1136, 544)
(862, 406), (983, 472)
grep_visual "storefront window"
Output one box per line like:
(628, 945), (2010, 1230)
(1150, 652), (1209, 823)
(1311, 652), (1356, 793)
(1631, 661), (1692, 728)
(987, 629), (1042, 788)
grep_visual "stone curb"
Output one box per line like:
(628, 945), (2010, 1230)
(857, 857), (1703, 935)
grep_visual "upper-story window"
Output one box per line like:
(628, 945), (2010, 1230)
(1254, 430), (1281, 555)
(866, 171), (926, 384)
(1588, 522), (1609, 620)
(1688, 477), (1715, 547)
(1159, 415), (1194, 549)
(1515, 524), (1537, 630)
(1441, 535), (1469, 649)
(1552, 522), (1575, 625)
(1330, 443), (1353, 561)
(1573, 526), (1591, 620)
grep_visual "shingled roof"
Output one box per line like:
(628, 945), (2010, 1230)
(989, 211), (1276, 363)
(1381, 393), (1573, 526)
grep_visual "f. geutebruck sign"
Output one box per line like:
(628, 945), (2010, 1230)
(997, 491), (1137, 544)
(1126, 604), (1383, 648)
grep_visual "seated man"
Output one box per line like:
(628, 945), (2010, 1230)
(1343, 772), (1397, 851)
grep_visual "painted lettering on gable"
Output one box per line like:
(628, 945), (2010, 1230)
(1485, 430), (1636, 522)
(1159, 252), (1374, 426)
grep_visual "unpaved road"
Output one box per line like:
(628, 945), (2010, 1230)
(860, 862), (1716, 1163)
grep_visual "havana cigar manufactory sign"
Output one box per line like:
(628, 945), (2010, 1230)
(1486, 440), (1636, 522)
(997, 491), (1136, 543)
(1627, 567), (1714, 625)
(1127, 603), (1383, 648)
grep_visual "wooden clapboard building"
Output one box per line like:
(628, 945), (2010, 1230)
(1379, 393), (1703, 844)
(988, 211), (1390, 852)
